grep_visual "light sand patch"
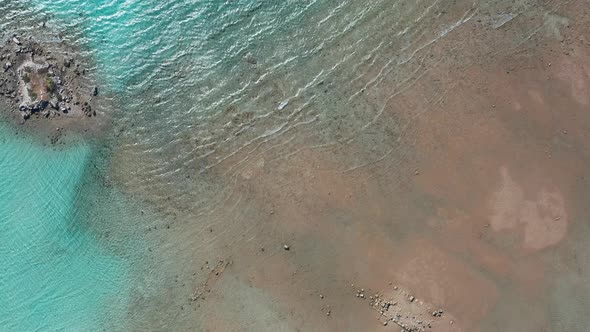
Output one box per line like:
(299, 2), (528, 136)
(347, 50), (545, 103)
(393, 237), (499, 330)
(527, 89), (545, 105)
(555, 56), (590, 106)
(490, 166), (524, 231)
(202, 274), (296, 332)
(490, 166), (567, 250)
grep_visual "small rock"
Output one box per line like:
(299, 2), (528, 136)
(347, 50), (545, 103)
(319, 294), (324, 299)
(283, 244), (290, 251)
(93, 86), (98, 96)
(409, 296), (415, 302)
(13, 37), (21, 45)
(49, 98), (58, 110)
(278, 99), (289, 110)
(4, 62), (12, 70)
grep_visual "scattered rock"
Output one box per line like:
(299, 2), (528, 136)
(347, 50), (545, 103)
(432, 309), (443, 317)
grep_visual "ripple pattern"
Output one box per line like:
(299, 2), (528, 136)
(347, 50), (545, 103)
(0, 124), (129, 331)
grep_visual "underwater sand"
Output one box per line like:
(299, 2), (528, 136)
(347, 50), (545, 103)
(1, 0), (590, 331)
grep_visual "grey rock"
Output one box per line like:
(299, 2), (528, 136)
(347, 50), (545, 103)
(49, 98), (58, 110)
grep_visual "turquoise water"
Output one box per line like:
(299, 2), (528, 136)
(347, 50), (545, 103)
(0, 124), (129, 331)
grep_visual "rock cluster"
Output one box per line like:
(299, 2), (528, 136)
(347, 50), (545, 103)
(0, 33), (97, 123)
(353, 284), (452, 332)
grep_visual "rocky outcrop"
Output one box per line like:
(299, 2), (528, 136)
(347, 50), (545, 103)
(0, 33), (98, 123)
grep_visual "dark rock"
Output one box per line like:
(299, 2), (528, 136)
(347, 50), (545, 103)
(92, 86), (98, 96)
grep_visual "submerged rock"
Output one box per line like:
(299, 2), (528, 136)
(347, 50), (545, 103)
(278, 99), (289, 110)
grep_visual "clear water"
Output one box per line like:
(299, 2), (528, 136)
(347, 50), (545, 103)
(0, 0), (581, 330)
(0, 124), (130, 331)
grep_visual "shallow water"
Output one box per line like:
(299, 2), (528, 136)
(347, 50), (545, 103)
(1, 0), (589, 330)
(0, 123), (130, 330)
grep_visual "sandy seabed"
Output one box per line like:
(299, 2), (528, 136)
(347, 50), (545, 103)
(105, 1), (590, 331)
